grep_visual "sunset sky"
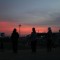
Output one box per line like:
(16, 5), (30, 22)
(0, 0), (60, 36)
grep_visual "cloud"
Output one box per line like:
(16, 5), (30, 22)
(28, 12), (60, 26)
(49, 12), (60, 25)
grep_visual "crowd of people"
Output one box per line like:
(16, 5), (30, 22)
(0, 27), (60, 53)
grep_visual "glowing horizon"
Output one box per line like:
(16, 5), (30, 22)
(0, 21), (60, 36)
(0, 0), (60, 36)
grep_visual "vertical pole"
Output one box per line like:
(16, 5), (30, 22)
(19, 24), (21, 37)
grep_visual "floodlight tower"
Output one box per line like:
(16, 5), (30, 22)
(19, 24), (21, 37)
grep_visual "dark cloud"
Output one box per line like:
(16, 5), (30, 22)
(31, 12), (60, 26)
(50, 12), (60, 25)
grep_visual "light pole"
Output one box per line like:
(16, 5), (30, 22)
(19, 24), (21, 37)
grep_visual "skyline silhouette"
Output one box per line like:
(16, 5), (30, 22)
(0, 25), (60, 36)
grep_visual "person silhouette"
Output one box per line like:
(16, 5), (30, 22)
(47, 27), (52, 52)
(0, 33), (4, 52)
(11, 28), (19, 53)
(58, 30), (60, 46)
(30, 27), (37, 53)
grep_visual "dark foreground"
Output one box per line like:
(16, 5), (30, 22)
(0, 47), (60, 60)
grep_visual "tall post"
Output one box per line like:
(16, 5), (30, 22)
(19, 24), (21, 37)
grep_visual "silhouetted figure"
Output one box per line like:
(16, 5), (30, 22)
(59, 30), (60, 33)
(0, 33), (4, 52)
(59, 30), (60, 46)
(47, 27), (52, 52)
(30, 28), (37, 53)
(11, 28), (19, 53)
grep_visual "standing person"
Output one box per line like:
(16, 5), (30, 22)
(47, 27), (52, 52)
(11, 28), (19, 53)
(0, 33), (5, 52)
(58, 30), (60, 46)
(30, 27), (37, 53)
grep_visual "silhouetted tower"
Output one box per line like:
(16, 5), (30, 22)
(19, 24), (21, 37)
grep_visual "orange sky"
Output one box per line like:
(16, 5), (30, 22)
(0, 21), (60, 36)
